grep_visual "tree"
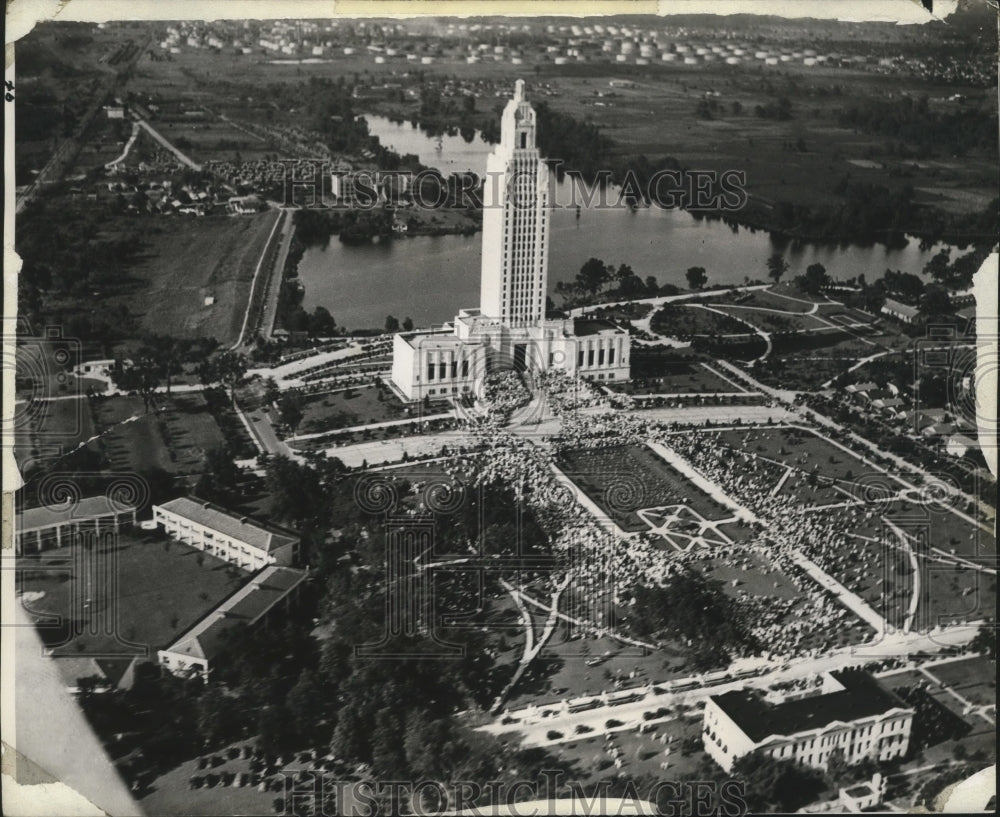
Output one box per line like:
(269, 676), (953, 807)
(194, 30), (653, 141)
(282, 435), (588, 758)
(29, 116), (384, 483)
(308, 306), (337, 337)
(111, 352), (162, 413)
(385, 315), (400, 333)
(196, 685), (242, 748)
(732, 753), (826, 813)
(402, 316), (414, 331)
(278, 391), (306, 434)
(371, 709), (407, 777)
(265, 455), (325, 523)
(919, 284), (952, 317)
(800, 263), (830, 296)
(685, 266), (708, 290)
(576, 257), (612, 296)
(262, 377), (280, 407)
(144, 334), (183, 396)
(969, 622), (996, 659)
(614, 263), (636, 285)
(286, 669), (324, 738)
(198, 351), (248, 407)
(767, 254), (789, 284)
(195, 446), (241, 505)
(257, 705), (294, 756)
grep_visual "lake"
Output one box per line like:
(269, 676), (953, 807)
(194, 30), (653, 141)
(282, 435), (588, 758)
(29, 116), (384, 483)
(297, 115), (961, 332)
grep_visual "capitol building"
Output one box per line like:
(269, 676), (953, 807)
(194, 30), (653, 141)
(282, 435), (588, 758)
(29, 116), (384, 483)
(390, 80), (631, 402)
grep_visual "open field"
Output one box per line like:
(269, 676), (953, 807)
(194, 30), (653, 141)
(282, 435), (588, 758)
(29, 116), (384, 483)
(18, 529), (248, 658)
(558, 444), (735, 532)
(117, 211), (279, 345)
(698, 553), (801, 602)
(124, 31), (997, 231)
(35, 208), (281, 348)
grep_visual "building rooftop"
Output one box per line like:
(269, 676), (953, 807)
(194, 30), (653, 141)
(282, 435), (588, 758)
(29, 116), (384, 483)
(882, 298), (920, 319)
(161, 565), (307, 662)
(572, 317), (627, 336)
(710, 670), (910, 742)
(156, 497), (298, 554)
(18, 496), (138, 533)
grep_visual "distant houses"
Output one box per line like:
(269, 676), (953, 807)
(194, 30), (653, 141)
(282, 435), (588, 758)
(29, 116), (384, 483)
(227, 194), (265, 215)
(880, 298), (920, 325)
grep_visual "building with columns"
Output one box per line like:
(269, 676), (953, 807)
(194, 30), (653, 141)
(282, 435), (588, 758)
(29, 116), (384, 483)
(158, 564), (307, 680)
(16, 496), (138, 554)
(390, 80), (630, 402)
(152, 497), (299, 572)
(703, 670), (914, 773)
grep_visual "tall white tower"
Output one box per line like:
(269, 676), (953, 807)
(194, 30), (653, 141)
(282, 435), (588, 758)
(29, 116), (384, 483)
(479, 80), (550, 326)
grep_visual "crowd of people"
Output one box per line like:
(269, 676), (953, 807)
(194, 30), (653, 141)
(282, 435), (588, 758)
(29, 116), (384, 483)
(407, 368), (908, 661)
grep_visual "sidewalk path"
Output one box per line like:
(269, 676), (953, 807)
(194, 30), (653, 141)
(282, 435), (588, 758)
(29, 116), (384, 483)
(790, 549), (888, 635)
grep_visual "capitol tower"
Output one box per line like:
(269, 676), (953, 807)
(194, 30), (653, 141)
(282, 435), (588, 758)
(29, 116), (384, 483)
(479, 79), (550, 326)
(390, 81), (629, 403)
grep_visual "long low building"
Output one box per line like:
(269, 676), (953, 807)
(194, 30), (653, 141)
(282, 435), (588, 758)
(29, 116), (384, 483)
(152, 497), (299, 572)
(158, 565), (308, 680)
(703, 670), (914, 773)
(16, 495), (138, 555)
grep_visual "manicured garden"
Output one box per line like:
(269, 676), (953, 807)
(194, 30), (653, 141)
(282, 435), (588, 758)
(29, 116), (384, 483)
(557, 444), (735, 532)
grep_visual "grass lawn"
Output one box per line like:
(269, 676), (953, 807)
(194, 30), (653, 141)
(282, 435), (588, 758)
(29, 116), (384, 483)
(18, 529), (248, 658)
(549, 713), (712, 787)
(290, 384), (410, 436)
(650, 304), (751, 338)
(714, 425), (878, 502)
(924, 657), (997, 694)
(505, 635), (667, 712)
(712, 305), (831, 334)
(15, 397), (96, 472)
(89, 393), (230, 474)
(716, 287), (828, 314)
(611, 361), (748, 395)
(558, 444), (735, 532)
(698, 554), (801, 602)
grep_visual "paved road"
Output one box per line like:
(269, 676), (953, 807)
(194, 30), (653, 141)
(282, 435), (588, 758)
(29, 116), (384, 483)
(635, 403), (796, 426)
(232, 209), (284, 349)
(481, 623), (986, 747)
(260, 209), (296, 341)
(324, 431), (472, 467)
